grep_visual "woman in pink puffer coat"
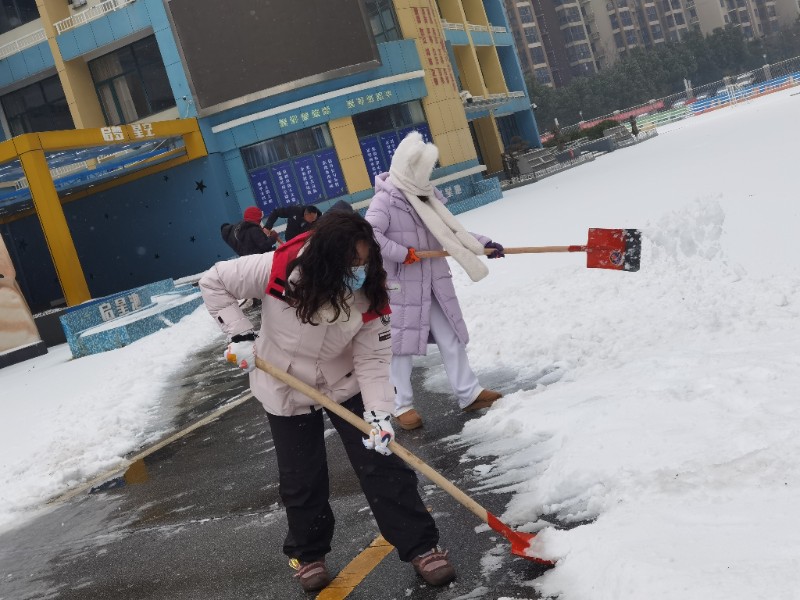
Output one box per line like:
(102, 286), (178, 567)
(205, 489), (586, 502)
(365, 132), (505, 430)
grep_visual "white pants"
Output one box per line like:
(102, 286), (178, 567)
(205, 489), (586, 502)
(391, 297), (482, 415)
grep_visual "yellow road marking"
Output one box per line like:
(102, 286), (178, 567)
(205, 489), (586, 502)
(50, 392), (254, 505)
(317, 535), (395, 600)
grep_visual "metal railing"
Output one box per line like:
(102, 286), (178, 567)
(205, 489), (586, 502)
(537, 55), (800, 143)
(0, 28), (46, 60)
(54, 0), (136, 35)
(467, 23), (489, 32)
(440, 20), (464, 30)
(490, 25), (507, 33)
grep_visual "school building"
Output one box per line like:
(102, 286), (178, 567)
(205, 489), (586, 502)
(0, 0), (539, 314)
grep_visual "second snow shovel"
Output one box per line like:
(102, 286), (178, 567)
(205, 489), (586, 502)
(254, 357), (551, 565)
(417, 227), (642, 272)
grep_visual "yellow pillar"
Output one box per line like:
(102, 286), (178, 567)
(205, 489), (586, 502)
(393, 0), (478, 167)
(15, 135), (91, 306)
(475, 46), (508, 95)
(37, 0), (107, 129)
(471, 116), (504, 175)
(328, 117), (372, 193)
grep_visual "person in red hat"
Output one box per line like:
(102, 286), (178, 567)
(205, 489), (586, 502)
(220, 206), (278, 257)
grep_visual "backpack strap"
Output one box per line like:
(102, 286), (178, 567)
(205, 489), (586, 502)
(362, 304), (391, 324)
(265, 231), (313, 302)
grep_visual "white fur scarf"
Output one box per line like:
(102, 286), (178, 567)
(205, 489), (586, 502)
(402, 191), (488, 282)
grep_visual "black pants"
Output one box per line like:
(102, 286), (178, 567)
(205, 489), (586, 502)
(266, 394), (439, 563)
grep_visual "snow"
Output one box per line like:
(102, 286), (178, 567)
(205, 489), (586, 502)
(0, 310), (223, 533)
(2, 86), (800, 598)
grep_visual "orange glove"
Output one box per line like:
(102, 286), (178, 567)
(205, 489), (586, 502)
(403, 248), (420, 265)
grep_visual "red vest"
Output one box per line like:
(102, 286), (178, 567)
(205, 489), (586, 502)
(265, 231), (390, 324)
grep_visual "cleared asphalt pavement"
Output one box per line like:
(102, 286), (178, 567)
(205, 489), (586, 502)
(0, 327), (554, 599)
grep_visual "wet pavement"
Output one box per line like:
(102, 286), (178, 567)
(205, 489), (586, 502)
(0, 330), (557, 599)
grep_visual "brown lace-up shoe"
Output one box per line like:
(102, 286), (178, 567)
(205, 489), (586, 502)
(462, 389), (503, 412)
(411, 546), (456, 586)
(396, 409), (423, 430)
(292, 560), (330, 592)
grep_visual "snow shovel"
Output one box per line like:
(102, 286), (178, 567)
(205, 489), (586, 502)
(254, 356), (552, 565)
(417, 227), (641, 272)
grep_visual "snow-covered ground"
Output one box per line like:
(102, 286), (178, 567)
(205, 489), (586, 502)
(1, 86), (799, 599)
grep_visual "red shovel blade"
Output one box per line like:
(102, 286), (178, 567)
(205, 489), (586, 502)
(487, 512), (554, 565)
(585, 228), (641, 272)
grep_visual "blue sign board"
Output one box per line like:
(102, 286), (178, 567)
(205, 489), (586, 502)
(270, 161), (301, 206)
(399, 123), (432, 144)
(360, 136), (386, 183)
(292, 155), (324, 204)
(314, 149), (347, 197)
(379, 131), (401, 165)
(248, 167), (279, 211)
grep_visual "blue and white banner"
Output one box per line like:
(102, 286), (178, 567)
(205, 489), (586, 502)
(270, 162), (301, 206)
(360, 136), (386, 183)
(314, 149), (347, 198)
(248, 167), (279, 211)
(291, 155), (324, 204)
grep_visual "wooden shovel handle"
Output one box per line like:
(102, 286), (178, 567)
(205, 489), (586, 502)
(254, 356), (489, 524)
(416, 245), (581, 259)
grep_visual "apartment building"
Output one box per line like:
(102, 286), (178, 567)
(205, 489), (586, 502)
(506, 0), (800, 86)
(0, 0), (539, 313)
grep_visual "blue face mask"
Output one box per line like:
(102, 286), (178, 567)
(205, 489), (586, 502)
(349, 265), (367, 290)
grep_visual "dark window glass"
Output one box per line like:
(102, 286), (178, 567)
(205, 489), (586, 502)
(241, 125), (344, 204)
(0, 0), (38, 35)
(242, 126), (332, 171)
(524, 26), (540, 44)
(89, 35), (176, 125)
(352, 100), (425, 137)
(1, 74), (73, 136)
(364, 0), (400, 43)
(518, 6), (534, 23)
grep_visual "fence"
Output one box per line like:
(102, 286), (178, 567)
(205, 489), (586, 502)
(540, 54), (800, 142)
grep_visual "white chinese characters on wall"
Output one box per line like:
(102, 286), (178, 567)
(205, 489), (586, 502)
(98, 293), (143, 322)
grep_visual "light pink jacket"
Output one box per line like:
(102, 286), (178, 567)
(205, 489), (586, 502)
(199, 253), (395, 417)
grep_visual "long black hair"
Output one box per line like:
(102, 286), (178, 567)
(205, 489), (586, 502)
(284, 210), (389, 325)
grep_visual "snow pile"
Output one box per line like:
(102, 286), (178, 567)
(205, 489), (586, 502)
(0, 310), (222, 532)
(449, 89), (800, 599)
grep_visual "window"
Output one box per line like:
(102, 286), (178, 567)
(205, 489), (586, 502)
(0, 0), (38, 35)
(675, 12), (685, 25)
(518, 6), (534, 23)
(243, 127), (332, 171)
(610, 13), (619, 28)
(563, 26), (586, 42)
(242, 125), (347, 208)
(534, 67), (551, 85)
(647, 6), (658, 20)
(531, 46), (546, 64)
(89, 36), (176, 125)
(352, 100), (430, 182)
(1, 75), (73, 137)
(621, 11), (633, 26)
(651, 24), (663, 39)
(614, 31), (624, 47)
(364, 0), (400, 43)
(524, 26), (540, 44)
(352, 101), (425, 138)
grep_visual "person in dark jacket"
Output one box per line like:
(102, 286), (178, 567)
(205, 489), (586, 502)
(328, 199), (355, 213)
(263, 205), (322, 241)
(221, 206), (277, 257)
